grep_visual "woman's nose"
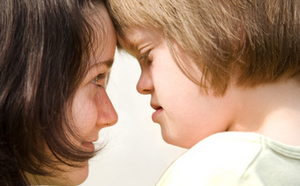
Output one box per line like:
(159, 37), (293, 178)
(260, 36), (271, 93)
(96, 90), (118, 127)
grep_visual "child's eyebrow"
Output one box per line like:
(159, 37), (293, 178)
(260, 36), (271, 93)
(127, 36), (142, 52)
(119, 38), (141, 58)
(117, 33), (143, 54)
(128, 39), (139, 51)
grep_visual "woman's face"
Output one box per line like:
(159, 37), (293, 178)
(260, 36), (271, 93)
(65, 6), (118, 185)
(27, 6), (118, 186)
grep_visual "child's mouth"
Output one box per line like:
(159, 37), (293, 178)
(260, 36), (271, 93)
(152, 107), (163, 122)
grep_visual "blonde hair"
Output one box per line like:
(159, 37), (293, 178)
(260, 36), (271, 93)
(107, 0), (300, 95)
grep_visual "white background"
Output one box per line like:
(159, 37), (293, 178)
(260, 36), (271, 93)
(80, 51), (186, 186)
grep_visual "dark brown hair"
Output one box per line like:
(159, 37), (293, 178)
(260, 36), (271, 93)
(0, 0), (106, 185)
(107, 0), (300, 95)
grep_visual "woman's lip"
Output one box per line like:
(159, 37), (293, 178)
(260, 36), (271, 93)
(81, 142), (95, 151)
(152, 107), (163, 123)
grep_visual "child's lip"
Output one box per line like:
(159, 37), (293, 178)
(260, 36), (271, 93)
(150, 102), (163, 122)
(152, 107), (163, 123)
(150, 103), (162, 110)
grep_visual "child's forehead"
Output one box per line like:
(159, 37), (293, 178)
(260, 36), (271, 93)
(118, 27), (164, 50)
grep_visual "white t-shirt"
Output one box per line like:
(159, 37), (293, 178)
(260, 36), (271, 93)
(156, 132), (300, 186)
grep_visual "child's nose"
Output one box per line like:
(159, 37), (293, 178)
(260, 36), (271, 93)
(136, 71), (153, 95)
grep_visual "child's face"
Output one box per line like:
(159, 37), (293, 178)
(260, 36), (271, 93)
(119, 28), (237, 148)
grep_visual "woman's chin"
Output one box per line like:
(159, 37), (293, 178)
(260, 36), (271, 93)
(25, 162), (89, 186)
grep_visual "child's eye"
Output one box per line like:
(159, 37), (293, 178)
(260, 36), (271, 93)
(92, 73), (107, 88)
(139, 51), (152, 66)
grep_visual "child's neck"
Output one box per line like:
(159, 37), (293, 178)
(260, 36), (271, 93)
(228, 77), (300, 146)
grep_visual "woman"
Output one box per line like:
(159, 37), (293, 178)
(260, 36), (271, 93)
(0, 0), (118, 185)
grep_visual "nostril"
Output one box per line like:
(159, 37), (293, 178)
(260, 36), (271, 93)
(136, 81), (153, 95)
(136, 71), (153, 95)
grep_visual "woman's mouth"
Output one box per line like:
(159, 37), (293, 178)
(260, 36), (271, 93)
(81, 142), (95, 151)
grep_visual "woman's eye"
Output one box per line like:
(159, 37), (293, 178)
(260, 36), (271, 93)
(92, 73), (106, 87)
(139, 51), (152, 66)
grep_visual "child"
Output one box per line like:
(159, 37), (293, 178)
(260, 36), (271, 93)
(106, 0), (300, 185)
(0, 0), (118, 185)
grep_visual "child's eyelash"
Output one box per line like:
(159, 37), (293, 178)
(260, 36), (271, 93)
(140, 51), (149, 61)
(139, 51), (152, 65)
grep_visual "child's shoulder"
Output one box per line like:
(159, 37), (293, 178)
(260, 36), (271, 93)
(177, 132), (264, 173)
(181, 132), (300, 167)
(159, 132), (300, 185)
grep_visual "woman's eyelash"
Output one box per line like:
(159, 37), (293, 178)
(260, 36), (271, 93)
(92, 73), (106, 87)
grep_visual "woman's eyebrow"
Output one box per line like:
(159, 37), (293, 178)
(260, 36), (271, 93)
(91, 59), (114, 68)
(102, 59), (114, 68)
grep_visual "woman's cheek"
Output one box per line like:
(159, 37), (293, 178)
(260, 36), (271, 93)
(71, 86), (98, 131)
(81, 96), (98, 123)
